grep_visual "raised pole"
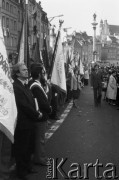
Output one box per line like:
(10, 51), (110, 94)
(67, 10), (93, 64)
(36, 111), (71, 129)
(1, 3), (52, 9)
(24, 0), (28, 66)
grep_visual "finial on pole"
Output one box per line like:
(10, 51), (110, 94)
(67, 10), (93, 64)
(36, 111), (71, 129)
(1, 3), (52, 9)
(93, 13), (96, 21)
(59, 20), (64, 28)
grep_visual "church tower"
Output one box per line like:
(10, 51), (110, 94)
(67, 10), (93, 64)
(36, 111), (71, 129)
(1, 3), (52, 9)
(100, 19), (103, 37)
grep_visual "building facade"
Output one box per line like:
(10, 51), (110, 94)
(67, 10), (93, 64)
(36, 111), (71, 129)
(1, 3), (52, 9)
(100, 19), (119, 64)
(41, 10), (49, 51)
(74, 31), (102, 66)
(0, 0), (50, 64)
(101, 45), (119, 65)
(28, 0), (42, 58)
(0, 0), (24, 62)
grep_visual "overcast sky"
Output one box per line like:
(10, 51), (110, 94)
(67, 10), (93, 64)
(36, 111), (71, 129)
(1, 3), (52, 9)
(36, 0), (119, 36)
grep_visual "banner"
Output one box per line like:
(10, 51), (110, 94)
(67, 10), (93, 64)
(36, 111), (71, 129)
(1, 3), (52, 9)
(0, 21), (17, 142)
(80, 59), (84, 75)
(48, 29), (60, 79)
(18, 20), (25, 63)
(65, 50), (72, 76)
(51, 32), (66, 93)
(33, 38), (42, 63)
(17, 10), (29, 68)
(42, 37), (49, 74)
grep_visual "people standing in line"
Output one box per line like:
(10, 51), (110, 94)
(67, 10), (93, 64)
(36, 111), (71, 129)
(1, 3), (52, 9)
(106, 70), (117, 106)
(91, 64), (103, 107)
(66, 72), (72, 103)
(12, 62), (42, 179)
(29, 63), (52, 166)
(116, 70), (119, 108)
(102, 77), (108, 100)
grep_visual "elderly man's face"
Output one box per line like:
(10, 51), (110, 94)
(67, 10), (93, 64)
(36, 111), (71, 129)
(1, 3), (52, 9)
(18, 64), (28, 80)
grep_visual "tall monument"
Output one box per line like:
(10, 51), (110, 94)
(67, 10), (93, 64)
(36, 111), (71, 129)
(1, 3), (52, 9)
(92, 13), (98, 62)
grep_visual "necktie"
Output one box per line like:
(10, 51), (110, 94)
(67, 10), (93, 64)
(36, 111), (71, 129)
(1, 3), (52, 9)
(24, 83), (28, 88)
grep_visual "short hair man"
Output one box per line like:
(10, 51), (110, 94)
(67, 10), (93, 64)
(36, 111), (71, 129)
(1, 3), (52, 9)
(12, 62), (42, 179)
(29, 63), (52, 166)
(91, 64), (103, 107)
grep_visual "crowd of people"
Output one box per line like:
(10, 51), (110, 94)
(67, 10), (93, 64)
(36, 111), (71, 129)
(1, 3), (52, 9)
(91, 63), (119, 108)
(102, 65), (119, 107)
(1, 60), (119, 180)
(0, 61), (86, 180)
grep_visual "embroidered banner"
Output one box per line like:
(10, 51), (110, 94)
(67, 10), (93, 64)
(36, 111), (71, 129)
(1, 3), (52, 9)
(0, 20), (17, 143)
(51, 32), (66, 93)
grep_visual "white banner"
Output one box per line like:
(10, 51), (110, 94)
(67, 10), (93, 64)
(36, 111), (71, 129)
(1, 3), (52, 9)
(80, 59), (84, 75)
(18, 20), (25, 63)
(0, 21), (17, 142)
(51, 33), (66, 92)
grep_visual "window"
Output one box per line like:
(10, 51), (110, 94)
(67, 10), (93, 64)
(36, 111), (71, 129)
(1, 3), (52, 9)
(10, 19), (12, 30)
(18, 10), (20, 22)
(6, 18), (9, 28)
(10, 5), (13, 13)
(6, 2), (9, 11)
(2, 0), (5, 9)
(14, 21), (17, 31)
(2, 16), (5, 27)
(14, 7), (16, 14)
(11, 37), (13, 47)
(10, 19), (13, 30)
(12, 6), (16, 14)
(14, 38), (17, 46)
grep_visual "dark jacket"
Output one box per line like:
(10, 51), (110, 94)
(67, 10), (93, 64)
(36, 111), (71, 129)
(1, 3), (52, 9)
(91, 70), (103, 88)
(29, 80), (51, 122)
(13, 79), (40, 129)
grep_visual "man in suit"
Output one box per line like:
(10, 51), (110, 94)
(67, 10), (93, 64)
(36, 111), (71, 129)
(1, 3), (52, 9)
(0, 131), (11, 180)
(49, 85), (60, 120)
(91, 64), (103, 107)
(12, 62), (42, 179)
(29, 63), (52, 166)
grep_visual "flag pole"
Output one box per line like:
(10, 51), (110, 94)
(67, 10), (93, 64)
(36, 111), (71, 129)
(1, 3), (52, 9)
(25, 0), (31, 78)
(48, 20), (64, 79)
(25, 0), (28, 66)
